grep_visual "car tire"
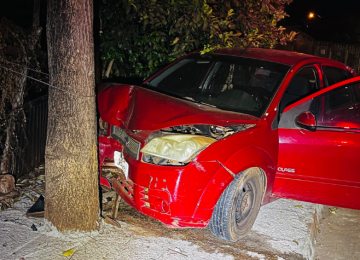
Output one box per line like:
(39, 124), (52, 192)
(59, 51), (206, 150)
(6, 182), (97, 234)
(209, 168), (263, 241)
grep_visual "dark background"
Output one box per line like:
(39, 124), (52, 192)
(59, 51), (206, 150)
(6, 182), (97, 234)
(1, 0), (360, 44)
(280, 0), (360, 43)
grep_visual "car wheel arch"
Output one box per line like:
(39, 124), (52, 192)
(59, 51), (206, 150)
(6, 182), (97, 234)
(192, 148), (273, 222)
(222, 147), (274, 204)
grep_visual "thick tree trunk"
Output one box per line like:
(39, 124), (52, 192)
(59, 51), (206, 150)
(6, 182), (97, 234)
(45, 0), (100, 231)
(94, 0), (101, 84)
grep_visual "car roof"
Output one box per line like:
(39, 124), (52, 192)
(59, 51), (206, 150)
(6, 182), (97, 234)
(213, 47), (331, 66)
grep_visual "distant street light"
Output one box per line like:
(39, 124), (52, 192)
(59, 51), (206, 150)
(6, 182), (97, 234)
(308, 12), (315, 19)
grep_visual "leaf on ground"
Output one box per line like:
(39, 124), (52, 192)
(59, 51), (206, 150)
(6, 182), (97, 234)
(293, 240), (299, 245)
(328, 208), (336, 214)
(294, 205), (303, 208)
(62, 248), (74, 256)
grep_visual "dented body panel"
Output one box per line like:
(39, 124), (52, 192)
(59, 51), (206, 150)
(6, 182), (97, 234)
(98, 84), (259, 131)
(98, 48), (358, 228)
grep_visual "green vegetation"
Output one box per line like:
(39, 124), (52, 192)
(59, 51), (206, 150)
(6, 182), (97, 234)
(100, 0), (296, 78)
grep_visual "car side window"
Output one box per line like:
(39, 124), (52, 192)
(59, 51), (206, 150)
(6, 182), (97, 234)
(323, 66), (353, 87)
(279, 67), (318, 113)
(310, 83), (360, 129)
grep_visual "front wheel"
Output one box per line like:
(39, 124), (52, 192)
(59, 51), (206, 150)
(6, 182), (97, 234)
(209, 168), (263, 241)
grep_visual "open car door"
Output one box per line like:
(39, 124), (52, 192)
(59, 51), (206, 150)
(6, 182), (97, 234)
(273, 77), (360, 210)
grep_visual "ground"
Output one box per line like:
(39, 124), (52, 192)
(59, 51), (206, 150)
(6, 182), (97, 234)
(315, 207), (360, 260)
(0, 173), (359, 260)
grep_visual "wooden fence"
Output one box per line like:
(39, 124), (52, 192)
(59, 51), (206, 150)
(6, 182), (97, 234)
(277, 32), (360, 74)
(13, 95), (48, 177)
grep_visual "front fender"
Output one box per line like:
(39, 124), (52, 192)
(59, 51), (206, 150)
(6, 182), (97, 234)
(192, 147), (276, 222)
(223, 147), (276, 203)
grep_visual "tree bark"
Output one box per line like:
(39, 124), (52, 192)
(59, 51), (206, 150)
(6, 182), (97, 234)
(94, 0), (101, 84)
(0, 19), (41, 174)
(45, 0), (100, 231)
(33, 0), (40, 28)
(0, 65), (28, 174)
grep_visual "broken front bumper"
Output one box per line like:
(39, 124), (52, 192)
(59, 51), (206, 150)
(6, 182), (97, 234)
(110, 150), (231, 228)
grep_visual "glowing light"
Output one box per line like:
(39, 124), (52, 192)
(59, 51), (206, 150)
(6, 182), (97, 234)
(309, 12), (315, 19)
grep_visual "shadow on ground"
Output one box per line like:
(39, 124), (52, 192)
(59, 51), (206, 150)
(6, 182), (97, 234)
(103, 199), (302, 260)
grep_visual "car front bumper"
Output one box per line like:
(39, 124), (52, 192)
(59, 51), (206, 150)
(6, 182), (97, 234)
(111, 149), (225, 228)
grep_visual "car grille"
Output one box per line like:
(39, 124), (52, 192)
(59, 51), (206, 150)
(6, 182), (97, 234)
(111, 125), (141, 160)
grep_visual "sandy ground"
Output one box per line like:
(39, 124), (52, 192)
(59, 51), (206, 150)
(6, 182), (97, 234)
(0, 172), (337, 260)
(0, 194), (325, 260)
(1, 198), (235, 260)
(315, 207), (360, 260)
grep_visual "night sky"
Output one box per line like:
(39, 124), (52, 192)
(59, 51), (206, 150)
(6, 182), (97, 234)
(280, 0), (360, 43)
(282, 0), (360, 26)
(1, 0), (360, 43)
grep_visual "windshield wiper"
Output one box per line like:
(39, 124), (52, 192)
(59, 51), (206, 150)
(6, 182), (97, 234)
(183, 96), (196, 101)
(143, 81), (154, 88)
(200, 102), (216, 108)
(183, 96), (217, 108)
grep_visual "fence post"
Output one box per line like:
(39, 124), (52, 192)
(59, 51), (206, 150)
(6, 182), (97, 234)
(344, 49), (349, 65)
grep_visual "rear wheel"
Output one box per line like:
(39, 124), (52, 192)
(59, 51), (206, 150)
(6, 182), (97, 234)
(209, 168), (263, 241)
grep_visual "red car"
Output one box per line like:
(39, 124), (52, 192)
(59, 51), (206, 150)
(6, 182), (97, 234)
(97, 48), (360, 241)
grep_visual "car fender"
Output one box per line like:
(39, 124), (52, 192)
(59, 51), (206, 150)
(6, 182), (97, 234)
(222, 146), (275, 202)
(192, 147), (275, 222)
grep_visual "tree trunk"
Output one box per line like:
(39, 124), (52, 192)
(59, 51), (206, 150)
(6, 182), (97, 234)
(45, 0), (100, 231)
(0, 19), (41, 174)
(33, 0), (40, 28)
(0, 65), (28, 174)
(94, 0), (101, 84)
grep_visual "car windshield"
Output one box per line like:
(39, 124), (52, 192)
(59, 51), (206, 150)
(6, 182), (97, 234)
(144, 53), (290, 117)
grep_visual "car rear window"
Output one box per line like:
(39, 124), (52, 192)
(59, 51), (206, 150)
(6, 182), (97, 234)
(144, 53), (290, 118)
(323, 66), (353, 87)
(310, 83), (360, 129)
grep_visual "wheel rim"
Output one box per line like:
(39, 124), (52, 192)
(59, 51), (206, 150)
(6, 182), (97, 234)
(235, 181), (255, 226)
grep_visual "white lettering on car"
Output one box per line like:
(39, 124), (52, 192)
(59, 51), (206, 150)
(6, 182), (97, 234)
(277, 167), (295, 173)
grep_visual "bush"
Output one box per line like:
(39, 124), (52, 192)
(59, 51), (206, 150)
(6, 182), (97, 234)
(100, 0), (296, 79)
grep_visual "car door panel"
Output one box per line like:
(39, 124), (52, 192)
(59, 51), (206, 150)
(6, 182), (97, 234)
(344, 131), (360, 187)
(273, 177), (360, 209)
(273, 78), (360, 210)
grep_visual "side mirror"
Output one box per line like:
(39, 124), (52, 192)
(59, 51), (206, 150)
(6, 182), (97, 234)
(296, 111), (316, 132)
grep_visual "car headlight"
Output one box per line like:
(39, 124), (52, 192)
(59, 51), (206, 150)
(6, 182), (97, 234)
(140, 134), (216, 163)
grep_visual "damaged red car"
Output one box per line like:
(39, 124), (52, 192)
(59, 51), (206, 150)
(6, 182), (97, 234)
(98, 48), (360, 241)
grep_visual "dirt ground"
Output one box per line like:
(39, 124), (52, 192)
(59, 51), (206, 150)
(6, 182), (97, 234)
(3, 171), (359, 260)
(315, 207), (360, 260)
(100, 169), (318, 260)
(103, 199), (306, 260)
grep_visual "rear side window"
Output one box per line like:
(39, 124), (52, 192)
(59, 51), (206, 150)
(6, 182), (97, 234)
(311, 83), (360, 130)
(323, 66), (353, 87)
(327, 87), (352, 111)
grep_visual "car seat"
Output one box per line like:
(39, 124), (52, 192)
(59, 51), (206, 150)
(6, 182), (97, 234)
(279, 76), (311, 113)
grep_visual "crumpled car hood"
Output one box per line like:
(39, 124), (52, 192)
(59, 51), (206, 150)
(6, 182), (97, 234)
(97, 84), (260, 131)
